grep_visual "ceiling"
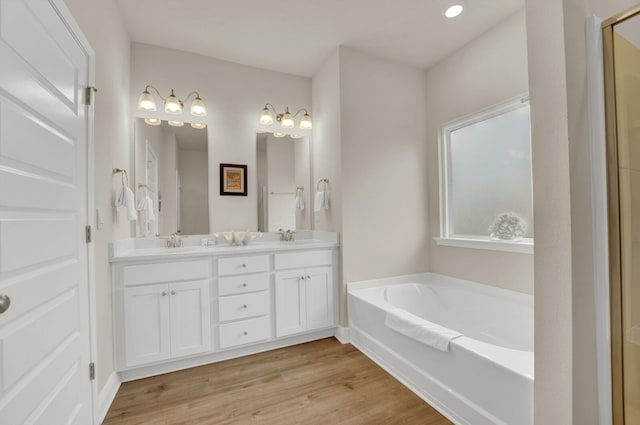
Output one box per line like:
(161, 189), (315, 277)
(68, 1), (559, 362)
(116, 0), (524, 77)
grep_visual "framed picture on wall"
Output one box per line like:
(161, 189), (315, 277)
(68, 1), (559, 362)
(220, 163), (247, 196)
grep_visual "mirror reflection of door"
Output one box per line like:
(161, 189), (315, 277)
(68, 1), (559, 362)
(146, 141), (159, 236)
(134, 118), (209, 236)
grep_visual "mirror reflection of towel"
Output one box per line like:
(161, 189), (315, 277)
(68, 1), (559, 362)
(115, 183), (137, 221)
(314, 191), (329, 212)
(137, 195), (155, 221)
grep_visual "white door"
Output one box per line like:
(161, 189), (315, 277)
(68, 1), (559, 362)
(305, 267), (334, 330)
(275, 270), (306, 337)
(0, 0), (94, 424)
(124, 284), (171, 368)
(169, 280), (211, 358)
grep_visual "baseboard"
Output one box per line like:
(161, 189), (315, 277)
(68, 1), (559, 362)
(97, 371), (121, 424)
(334, 325), (350, 344)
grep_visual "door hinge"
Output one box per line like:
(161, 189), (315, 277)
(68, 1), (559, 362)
(86, 225), (92, 243)
(85, 86), (97, 106)
(89, 362), (95, 380)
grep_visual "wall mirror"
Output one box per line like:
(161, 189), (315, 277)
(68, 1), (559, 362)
(133, 118), (209, 236)
(256, 132), (312, 232)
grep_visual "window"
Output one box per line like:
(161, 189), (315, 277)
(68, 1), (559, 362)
(437, 97), (533, 253)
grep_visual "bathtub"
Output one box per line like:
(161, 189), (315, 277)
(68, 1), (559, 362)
(347, 273), (533, 425)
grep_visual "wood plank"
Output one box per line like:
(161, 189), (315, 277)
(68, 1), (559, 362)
(104, 338), (452, 425)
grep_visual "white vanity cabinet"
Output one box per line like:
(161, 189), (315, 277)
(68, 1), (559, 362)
(123, 279), (211, 367)
(111, 238), (338, 381)
(217, 255), (272, 349)
(274, 250), (335, 337)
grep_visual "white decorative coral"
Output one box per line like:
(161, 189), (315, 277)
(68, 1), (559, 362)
(488, 212), (527, 240)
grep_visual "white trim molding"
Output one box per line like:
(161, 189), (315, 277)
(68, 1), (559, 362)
(97, 371), (120, 424)
(334, 326), (350, 344)
(434, 237), (533, 254)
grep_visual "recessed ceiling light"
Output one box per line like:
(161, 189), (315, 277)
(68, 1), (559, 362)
(444, 3), (464, 18)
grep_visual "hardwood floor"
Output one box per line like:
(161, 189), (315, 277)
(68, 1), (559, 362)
(103, 338), (452, 425)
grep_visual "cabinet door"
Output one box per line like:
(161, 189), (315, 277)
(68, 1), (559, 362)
(169, 280), (211, 358)
(124, 284), (171, 367)
(305, 267), (335, 330)
(275, 270), (306, 337)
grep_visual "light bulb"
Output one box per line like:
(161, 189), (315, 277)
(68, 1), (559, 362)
(190, 96), (207, 116)
(273, 132), (286, 138)
(259, 106), (274, 125)
(290, 134), (302, 139)
(144, 118), (162, 126)
(280, 108), (295, 129)
(299, 113), (312, 130)
(138, 89), (157, 111)
(191, 122), (206, 129)
(168, 120), (184, 127)
(444, 3), (463, 18)
(164, 90), (183, 114)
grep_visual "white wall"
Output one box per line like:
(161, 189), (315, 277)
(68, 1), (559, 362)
(339, 46), (429, 287)
(311, 51), (342, 232)
(525, 0), (637, 423)
(425, 10), (533, 295)
(130, 43), (311, 232)
(64, 0), (130, 393)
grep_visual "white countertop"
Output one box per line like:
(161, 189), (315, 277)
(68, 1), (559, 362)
(110, 231), (339, 263)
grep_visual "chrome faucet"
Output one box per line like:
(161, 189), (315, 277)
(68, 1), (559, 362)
(278, 229), (295, 242)
(161, 232), (183, 248)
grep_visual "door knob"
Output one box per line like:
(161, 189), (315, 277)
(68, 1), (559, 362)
(0, 294), (11, 314)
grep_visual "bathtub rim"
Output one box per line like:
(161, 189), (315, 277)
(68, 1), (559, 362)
(347, 272), (534, 381)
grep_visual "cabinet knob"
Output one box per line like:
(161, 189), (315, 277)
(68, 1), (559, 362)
(243, 331), (248, 336)
(161, 291), (167, 296)
(301, 276), (305, 280)
(307, 275), (311, 279)
(241, 263), (247, 268)
(171, 290), (176, 295)
(242, 283), (247, 287)
(243, 304), (248, 309)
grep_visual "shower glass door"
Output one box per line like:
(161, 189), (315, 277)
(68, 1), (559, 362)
(606, 9), (640, 424)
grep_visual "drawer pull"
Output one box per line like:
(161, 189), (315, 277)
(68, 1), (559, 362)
(161, 291), (167, 296)
(243, 331), (248, 336)
(241, 263), (247, 268)
(243, 304), (248, 309)
(242, 283), (247, 287)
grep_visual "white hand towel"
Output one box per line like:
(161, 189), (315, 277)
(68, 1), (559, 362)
(384, 308), (462, 352)
(137, 194), (155, 221)
(295, 195), (305, 211)
(314, 191), (329, 212)
(115, 183), (137, 221)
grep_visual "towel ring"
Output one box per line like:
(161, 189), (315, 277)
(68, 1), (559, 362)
(316, 179), (329, 191)
(113, 168), (129, 186)
(296, 186), (304, 196)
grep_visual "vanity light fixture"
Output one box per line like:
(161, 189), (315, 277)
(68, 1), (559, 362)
(443, 1), (464, 18)
(191, 122), (207, 129)
(259, 103), (312, 130)
(167, 120), (184, 127)
(290, 134), (302, 139)
(144, 117), (162, 126)
(273, 132), (286, 138)
(137, 85), (208, 117)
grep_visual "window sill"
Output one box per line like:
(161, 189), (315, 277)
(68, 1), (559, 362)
(433, 237), (534, 254)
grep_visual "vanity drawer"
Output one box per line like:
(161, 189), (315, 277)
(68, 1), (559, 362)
(218, 255), (269, 276)
(218, 291), (269, 322)
(218, 316), (270, 349)
(274, 250), (332, 270)
(218, 273), (269, 296)
(123, 260), (210, 286)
